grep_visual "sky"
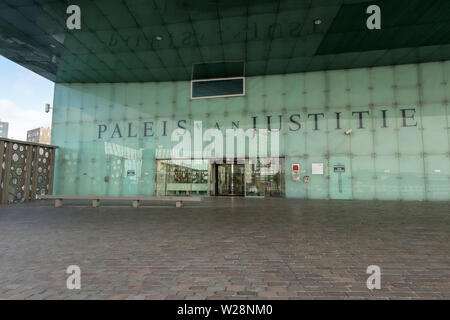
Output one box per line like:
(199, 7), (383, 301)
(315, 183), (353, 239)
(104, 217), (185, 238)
(0, 55), (54, 141)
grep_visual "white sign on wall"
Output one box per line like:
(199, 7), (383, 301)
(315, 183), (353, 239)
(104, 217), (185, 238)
(292, 164), (300, 181)
(312, 163), (324, 175)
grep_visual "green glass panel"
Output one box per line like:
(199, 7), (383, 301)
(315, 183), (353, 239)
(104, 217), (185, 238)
(51, 61), (450, 201)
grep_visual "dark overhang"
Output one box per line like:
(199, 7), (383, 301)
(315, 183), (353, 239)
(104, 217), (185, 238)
(0, 0), (449, 83)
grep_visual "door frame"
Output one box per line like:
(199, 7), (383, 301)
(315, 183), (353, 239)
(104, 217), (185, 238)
(215, 162), (246, 196)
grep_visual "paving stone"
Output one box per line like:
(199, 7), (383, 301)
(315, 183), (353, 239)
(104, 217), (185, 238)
(0, 198), (448, 299)
(237, 291), (258, 296)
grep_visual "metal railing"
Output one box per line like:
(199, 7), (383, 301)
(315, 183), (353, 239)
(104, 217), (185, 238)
(0, 138), (57, 205)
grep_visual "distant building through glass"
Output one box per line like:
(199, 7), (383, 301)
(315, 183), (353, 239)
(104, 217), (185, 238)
(0, 120), (9, 138)
(27, 127), (51, 145)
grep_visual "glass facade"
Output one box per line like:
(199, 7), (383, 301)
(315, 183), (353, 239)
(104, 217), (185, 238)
(154, 158), (284, 197)
(52, 61), (450, 201)
(155, 159), (208, 196)
(245, 158), (285, 197)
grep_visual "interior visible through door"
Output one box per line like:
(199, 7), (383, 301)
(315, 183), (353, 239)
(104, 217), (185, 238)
(216, 163), (245, 196)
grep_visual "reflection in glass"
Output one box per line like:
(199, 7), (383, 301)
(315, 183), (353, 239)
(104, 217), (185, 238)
(156, 158), (284, 198)
(217, 164), (245, 196)
(156, 159), (208, 196)
(245, 158), (285, 197)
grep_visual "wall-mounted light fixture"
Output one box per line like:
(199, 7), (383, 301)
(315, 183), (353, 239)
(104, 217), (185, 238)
(45, 104), (52, 113)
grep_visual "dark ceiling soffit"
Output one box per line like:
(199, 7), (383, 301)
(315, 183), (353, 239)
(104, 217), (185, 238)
(0, 0), (449, 83)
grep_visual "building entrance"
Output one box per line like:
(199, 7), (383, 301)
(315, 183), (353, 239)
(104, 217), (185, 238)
(216, 163), (245, 196)
(155, 158), (285, 197)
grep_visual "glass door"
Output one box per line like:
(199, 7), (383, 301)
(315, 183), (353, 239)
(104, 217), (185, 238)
(217, 164), (232, 195)
(232, 164), (245, 195)
(216, 164), (245, 196)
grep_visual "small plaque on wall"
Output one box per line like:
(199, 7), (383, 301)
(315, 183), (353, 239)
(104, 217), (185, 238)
(312, 163), (324, 175)
(292, 164), (300, 181)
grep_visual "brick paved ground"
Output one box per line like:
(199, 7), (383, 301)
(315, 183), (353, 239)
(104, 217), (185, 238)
(0, 198), (449, 300)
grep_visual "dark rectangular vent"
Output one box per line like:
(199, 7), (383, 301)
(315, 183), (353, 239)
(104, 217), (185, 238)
(191, 77), (245, 99)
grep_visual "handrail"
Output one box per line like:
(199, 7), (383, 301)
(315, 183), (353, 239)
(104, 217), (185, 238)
(0, 137), (59, 149)
(1, 139), (57, 204)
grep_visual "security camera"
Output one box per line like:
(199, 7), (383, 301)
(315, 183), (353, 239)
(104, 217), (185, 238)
(345, 129), (353, 135)
(45, 104), (51, 113)
(51, 55), (59, 64)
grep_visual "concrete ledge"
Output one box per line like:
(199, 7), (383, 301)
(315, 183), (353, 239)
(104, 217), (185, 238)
(92, 199), (100, 208)
(55, 199), (63, 208)
(40, 195), (201, 201)
(39, 195), (202, 208)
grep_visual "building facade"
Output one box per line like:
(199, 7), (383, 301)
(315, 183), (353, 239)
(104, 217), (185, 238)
(0, 121), (8, 138)
(52, 61), (450, 201)
(27, 127), (52, 145)
(1, 1), (449, 202)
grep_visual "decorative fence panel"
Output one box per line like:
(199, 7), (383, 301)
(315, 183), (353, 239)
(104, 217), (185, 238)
(0, 138), (57, 204)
